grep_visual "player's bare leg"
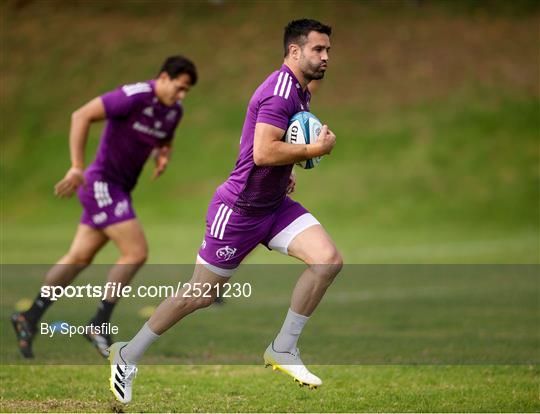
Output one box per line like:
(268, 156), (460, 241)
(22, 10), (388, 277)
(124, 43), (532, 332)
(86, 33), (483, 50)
(103, 218), (148, 301)
(46, 224), (109, 285)
(12, 224), (108, 358)
(264, 224), (342, 388)
(147, 262), (227, 333)
(85, 219), (149, 356)
(287, 225), (342, 315)
(108, 261), (227, 403)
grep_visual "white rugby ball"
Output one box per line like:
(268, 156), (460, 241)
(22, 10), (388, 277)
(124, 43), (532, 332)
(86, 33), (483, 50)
(284, 111), (323, 169)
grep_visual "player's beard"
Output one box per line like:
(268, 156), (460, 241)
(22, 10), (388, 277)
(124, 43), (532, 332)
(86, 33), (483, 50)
(302, 58), (327, 81)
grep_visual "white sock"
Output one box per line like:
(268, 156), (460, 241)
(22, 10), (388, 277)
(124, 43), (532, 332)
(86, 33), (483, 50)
(121, 322), (160, 363)
(273, 308), (309, 352)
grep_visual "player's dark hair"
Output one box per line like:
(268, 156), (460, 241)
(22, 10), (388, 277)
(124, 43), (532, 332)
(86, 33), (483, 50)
(283, 19), (332, 57)
(159, 55), (198, 85)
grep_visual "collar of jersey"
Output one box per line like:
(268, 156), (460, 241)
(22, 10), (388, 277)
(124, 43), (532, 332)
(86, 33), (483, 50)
(280, 64), (309, 103)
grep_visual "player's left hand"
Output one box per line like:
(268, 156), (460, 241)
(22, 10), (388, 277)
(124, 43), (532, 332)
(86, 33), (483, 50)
(151, 145), (172, 180)
(286, 170), (296, 194)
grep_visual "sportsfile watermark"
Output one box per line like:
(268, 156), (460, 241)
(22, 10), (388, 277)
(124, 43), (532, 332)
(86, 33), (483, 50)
(40, 281), (252, 301)
(1, 264), (538, 365)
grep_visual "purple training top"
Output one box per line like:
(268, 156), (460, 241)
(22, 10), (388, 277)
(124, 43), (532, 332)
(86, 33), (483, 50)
(217, 64), (311, 216)
(85, 80), (183, 191)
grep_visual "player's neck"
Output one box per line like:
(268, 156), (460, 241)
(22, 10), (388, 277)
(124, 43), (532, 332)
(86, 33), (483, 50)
(154, 79), (173, 107)
(154, 80), (165, 104)
(283, 62), (309, 91)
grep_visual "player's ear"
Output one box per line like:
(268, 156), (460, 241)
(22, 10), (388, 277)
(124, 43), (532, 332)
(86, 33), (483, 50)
(289, 43), (300, 60)
(158, 71), (170, 82)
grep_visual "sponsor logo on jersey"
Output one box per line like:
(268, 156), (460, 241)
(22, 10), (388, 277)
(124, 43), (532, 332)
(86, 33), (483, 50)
(114, 200), (129, 217)
(92, 212), (108, 225)
(132, 121), (167, 139)
(216, 246), (237, 261)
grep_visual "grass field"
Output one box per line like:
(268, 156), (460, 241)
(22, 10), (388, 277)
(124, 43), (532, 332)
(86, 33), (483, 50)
(1, 266), (538, 412)
(1, 365), (538, 412)
(1, 1), (539, 412)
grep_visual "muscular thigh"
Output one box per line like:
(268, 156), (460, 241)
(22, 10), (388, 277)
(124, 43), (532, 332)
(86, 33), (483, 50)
(287, 224), (341, 265)
(62, 224), (108, 264)
(103, 218), (148, 257)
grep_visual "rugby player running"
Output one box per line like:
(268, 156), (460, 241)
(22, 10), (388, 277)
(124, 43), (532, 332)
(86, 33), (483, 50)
(108, 19), (341, 403)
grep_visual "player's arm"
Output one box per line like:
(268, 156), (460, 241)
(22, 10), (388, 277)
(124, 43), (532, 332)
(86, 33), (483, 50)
(151, 142), (173, 180)
(54, 97), (106, 197)
(253, 122), (335, 167)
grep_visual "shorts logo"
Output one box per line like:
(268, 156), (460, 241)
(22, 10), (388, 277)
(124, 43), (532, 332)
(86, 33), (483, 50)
(92, 212), (108, 225)
(114, 200), (129, 217)
(216, 246), (237, 261)
(201, 240), (207, 249)
(94, 181), (113, 208)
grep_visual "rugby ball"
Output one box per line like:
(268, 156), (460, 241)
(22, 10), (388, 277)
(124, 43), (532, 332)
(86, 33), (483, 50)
(284, 111), (323, 169)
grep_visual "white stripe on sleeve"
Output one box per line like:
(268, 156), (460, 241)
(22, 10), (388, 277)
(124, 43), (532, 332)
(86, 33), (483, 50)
(284, 78), (293, 99)
(279, 73), (289, 97)
(273, 72), (284, 96)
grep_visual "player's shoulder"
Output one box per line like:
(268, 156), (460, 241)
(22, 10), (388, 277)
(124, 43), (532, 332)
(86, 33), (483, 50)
(118, 81), (154, 99)
(258, 68), (296, 102)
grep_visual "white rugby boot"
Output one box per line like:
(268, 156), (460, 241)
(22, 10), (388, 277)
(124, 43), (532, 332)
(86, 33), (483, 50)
(108, 342), (138, 404)
(263, 341), (322, 388)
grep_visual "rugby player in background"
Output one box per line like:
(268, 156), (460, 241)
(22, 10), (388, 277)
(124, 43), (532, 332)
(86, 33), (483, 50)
(11, 56), (197, 359)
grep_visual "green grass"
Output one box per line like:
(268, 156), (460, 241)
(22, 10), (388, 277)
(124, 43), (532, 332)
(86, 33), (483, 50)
(1, 266), (538, 411)
(1, 365), (538, 412)
(2, 266), (538, 365)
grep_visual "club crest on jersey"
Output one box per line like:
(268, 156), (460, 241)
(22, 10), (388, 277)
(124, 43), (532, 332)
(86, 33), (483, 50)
(143, 106), (154, 117)
(166, 110), (177, 121)
(216, 246), (237, 261)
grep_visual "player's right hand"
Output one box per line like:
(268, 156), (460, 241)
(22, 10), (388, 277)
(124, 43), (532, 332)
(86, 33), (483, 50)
(54, 167), (86, 198)
(316, 125), (336, 155)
